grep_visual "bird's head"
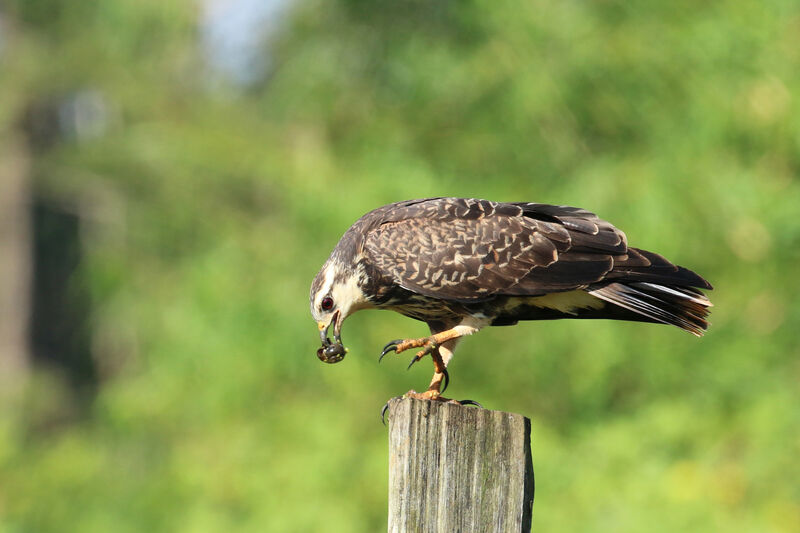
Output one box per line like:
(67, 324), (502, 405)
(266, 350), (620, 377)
(310, 259), (370, 364)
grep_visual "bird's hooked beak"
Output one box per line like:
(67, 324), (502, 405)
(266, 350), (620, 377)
(316, 310), (348, 364)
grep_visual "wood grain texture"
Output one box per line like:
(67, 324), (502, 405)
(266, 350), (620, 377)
(387, 398), (534, 533)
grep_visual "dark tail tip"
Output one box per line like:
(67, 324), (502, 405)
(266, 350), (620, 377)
(588, 282), (712, 335)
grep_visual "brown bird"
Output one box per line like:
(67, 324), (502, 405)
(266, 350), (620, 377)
(310, 198), (712, 402)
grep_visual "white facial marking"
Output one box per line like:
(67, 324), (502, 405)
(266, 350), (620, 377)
(316, 266), (335, 310)
(330, 270), (370, 318)
(314, 262), (372, 322)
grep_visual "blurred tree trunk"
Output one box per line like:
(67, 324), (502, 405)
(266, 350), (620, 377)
(0, 130), (32, 397)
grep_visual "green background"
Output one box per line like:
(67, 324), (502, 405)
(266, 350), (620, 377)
(1, 1), (799, 531)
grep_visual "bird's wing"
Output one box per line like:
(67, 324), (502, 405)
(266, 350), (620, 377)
(364, 198), (632, 302)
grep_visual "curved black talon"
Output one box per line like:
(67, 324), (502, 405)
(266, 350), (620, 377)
(377, 350), (393, 364)
(458, 399), (483, 408)
(381, 401), (391, 425)
(379, 339), (403, 362)
(441, 368), (450, 394)
(404, 341), (439, 370)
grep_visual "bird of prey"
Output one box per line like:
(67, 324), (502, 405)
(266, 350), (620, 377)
(310, 198), (712, 401)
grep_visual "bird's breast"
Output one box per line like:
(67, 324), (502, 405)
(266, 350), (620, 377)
(380, 292), (464, 322)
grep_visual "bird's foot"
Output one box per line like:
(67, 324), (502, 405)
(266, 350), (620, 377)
(402, 389), (453, 402)
(402, 390), (483, 408)
(381, 392), (484, 424)
(379, 336), (439, 364)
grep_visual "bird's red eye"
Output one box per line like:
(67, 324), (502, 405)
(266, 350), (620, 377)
(321, 297), (334, 311)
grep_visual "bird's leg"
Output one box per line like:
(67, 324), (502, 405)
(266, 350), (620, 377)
(402, 345), (452, 401)
(379, 323), (482, 406)
(379, 340), (482, 422)
(427, 348), (448, 392)
(379, 326), (469, 362)
(404, 332), (465, 401)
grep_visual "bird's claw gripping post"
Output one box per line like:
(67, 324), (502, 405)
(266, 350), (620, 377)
(381, 393), (483, 424)
(380, 400), (394, 426)
(377, 334), (462, 419)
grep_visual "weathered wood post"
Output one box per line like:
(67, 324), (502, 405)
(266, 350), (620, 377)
(386, 397), (534, 532)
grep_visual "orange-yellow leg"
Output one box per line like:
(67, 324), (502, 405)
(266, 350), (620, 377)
(401, 346), (457, 402)
(379, 344), (457, 425)
(379, 328), (465, 362)
(379, 328), (468, 402)
(378, 330), (484, 423)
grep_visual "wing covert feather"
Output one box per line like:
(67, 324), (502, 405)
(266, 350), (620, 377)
(363, 198), (627, 301)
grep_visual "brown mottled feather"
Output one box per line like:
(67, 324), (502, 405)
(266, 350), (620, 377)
(365, 198), (633, 301)
(357, 198), (711, 334)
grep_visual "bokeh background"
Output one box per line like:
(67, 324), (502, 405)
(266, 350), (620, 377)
(1, 1), (799, 531)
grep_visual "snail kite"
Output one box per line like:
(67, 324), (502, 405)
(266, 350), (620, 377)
(310, 198), (712, 401)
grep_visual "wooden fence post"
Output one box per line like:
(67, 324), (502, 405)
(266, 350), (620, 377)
(386, 397), (534, 532)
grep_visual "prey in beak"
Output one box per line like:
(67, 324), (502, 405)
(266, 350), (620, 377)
(317, 310), (348, 363)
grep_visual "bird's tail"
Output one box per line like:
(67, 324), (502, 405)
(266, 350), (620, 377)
(588, 282), (712, 336)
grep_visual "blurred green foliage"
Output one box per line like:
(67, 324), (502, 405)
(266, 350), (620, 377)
(1, 0), (800, 531)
